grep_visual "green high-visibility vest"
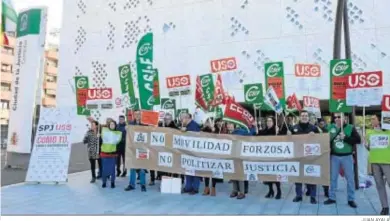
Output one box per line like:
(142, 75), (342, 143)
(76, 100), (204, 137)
(328, 123), (353, 155)
(101, 127), (122, 153)
(366, 129), (390, 164)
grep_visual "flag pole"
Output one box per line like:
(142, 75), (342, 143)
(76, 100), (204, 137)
(275, 112), (278, 136)
(362, 106), (366, 138)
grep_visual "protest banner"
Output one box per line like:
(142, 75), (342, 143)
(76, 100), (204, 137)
(199, 74), (215, 108)
(210, 57), (237, 73)
(136, 32), (154, 110)
(303, 96), (321, 118)
(264, 86), (282, 114)
(118, 63), (136, 107)
(223, 98), (255, 131)
(295, 63), (322, 94)
(286, 93), (302, 113)
(329, 59), (352, 113)
(85, 88), (113, 110)
(125, 126), (330, 185)
(382, 95), (390, 130)
(141, 110), (159, 126)
(195, 76), (208, 111)
(153, 69), (161, 105)
(210, 74), (225, 107)
(26, 107), (75, 183)
(166, 74), (191, 97)
(244, 83), (263, 106)
(346, 71), (383, 106)
(264, 62), (285, 110)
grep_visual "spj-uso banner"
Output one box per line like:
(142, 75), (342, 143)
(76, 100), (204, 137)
(126, 126), (330, 185)
(7, 7), (47, 153)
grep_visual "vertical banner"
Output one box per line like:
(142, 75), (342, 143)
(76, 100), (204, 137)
(153, 68), (161, 105)
(382, 95), (390, 130)
(26, 107), (75, 183)
(195, 76), (208, 111)
(136, 32), (154, 110)
(118, 63), (136, 107)
(7, 7), (47, 154)
(264, 62), (285, 110)
(75, 76), (90, 116)
(199, 74), (215, 108)
(329, 59), (352, 113)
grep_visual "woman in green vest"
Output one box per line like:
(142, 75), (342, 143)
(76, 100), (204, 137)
(324, 113), (361, 208)
(100, 120), (122, 188)
(365, 113), (390, 215)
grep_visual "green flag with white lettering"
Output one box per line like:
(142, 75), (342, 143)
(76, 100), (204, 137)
(136, 32), (154, 110)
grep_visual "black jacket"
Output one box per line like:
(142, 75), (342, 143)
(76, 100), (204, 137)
(258, 126), (277, 136)
(292, 122), (320, 135)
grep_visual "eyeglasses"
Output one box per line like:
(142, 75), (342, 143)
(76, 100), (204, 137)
(334, 116), (341, 119)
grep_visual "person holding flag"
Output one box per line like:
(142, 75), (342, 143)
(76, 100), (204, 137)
(365, 113), (390, 215)
(324, 113), (361, 208)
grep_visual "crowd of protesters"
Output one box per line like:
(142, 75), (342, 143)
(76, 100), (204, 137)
(83, 109), (389, 215)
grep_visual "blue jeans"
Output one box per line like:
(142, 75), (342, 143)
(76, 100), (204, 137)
(129, 169), (146, 187)
(329, 155), (355, 201)
(184, 175), (200, 192)
(295, 183), (317, 197)
(101, 157), (116, 184)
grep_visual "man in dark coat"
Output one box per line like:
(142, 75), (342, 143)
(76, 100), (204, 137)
(291, 110), (320, 204)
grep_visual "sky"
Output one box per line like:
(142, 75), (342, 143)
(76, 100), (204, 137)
(13, 0), (63, 33)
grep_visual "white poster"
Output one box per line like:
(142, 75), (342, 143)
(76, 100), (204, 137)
(7, 7), (47, 153)
(26, 107), (75, 183)
(264, 86), (282, 114)
(382, 111), (390, 130)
